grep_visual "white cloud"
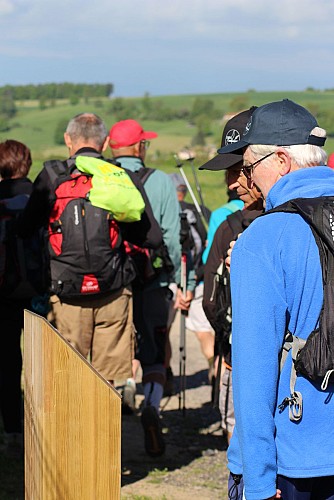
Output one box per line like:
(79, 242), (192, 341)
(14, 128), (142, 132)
(0, 0), (15, 14)
(1, 0), (334, 47)
(1, 0), (334, 94)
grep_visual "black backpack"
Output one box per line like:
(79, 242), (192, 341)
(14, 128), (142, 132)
(126, 167), (174, 286)
(179, 201), (209, 283)
(264, 197), (334, 421)
(0, 193), (48, 301)
(45, 160), (136, 299)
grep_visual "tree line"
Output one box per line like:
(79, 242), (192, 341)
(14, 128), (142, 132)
(0, 83), (114, 132)
(0, 83), (113, 101)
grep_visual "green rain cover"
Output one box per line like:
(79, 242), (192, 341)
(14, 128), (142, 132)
(75, 156), (145, 222)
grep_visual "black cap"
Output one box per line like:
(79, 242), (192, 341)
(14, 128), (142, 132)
(217, 99), (326, 155)
(199, 107), (257, 170)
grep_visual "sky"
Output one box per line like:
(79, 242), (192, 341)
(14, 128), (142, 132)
(1, 0), (334, 97)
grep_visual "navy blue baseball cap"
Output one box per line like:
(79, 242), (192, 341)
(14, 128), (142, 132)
(217, 99), (326, 155)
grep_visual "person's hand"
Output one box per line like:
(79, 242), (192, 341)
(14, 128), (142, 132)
(225, 239), (237, 273)
(174, 289), (193, 311)
(225, 233), (242, 273)
(266, 489), (282, 499)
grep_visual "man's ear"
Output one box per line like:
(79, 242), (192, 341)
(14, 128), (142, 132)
(64, 132), (72, 150)
(102, 136), (109, 152)
(276, 148), (292, 176)
(134, 141), (142, 158)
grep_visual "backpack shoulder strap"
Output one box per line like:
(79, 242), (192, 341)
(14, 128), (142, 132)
(226, 210), (245, 239)
(264, 196), (334, 253)
(137, 167), (155, 185)
(265, 196), (334, 421)
(44, 159), (69, 187)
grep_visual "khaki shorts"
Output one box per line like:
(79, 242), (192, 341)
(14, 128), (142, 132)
(50, 286), (134, 381)
(219, 368), (235, 434)
(186, 283), (214, 333)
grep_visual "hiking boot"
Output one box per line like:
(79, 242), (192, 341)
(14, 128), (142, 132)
(122, 380), (136, 414)
(141, 406), (165, 457)
(163, 367), (175, 397)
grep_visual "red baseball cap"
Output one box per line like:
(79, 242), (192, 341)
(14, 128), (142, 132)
(328, 153), (334, 169)
(109, 119), (158, 149)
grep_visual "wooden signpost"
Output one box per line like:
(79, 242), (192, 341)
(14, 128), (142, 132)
(24, 310), (121, 499)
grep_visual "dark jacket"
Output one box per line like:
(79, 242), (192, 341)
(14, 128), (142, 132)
(203, 208), (262, 365)
(0, 177), (35, 313)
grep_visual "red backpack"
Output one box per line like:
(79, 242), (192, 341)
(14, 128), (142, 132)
(45, 159), (136, 299)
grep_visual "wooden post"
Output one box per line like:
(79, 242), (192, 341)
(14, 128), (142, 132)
(24, 310), (121, 500)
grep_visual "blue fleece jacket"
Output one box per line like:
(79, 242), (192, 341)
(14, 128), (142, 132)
(228, 166), (334, 500)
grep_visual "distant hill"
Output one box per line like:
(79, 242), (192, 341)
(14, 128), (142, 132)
(1, 89), (333, 210)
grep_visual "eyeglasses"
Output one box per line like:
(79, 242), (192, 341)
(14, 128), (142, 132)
(140, 140), (150, 150)
(241, 152), (275, 179)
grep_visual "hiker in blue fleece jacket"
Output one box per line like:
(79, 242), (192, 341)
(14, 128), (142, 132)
(218, 100), (334, 500)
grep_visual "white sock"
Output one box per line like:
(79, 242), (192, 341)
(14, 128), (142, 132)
(143, 382), (163, 413)
(126, 378), (136, 390)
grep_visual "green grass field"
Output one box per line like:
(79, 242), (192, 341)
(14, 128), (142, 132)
(2, 90), (334, 211)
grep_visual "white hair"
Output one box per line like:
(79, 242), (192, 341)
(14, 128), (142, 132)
(249, 127), (327, 168)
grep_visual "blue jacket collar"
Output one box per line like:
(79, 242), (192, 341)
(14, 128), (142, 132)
(266, 166), (334, 210)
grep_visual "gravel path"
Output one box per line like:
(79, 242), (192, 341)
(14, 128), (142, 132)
(121, 311), (229, 499)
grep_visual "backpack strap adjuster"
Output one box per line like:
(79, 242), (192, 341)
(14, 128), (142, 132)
(279, 331), (306, 422)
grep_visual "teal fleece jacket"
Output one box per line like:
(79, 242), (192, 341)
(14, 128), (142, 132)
(115, 156), (195, 291)
(228, 166), (334, 499)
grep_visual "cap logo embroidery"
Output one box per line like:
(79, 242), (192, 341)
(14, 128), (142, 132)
(225, 129), (241, 145)
(244, 117), (252, 135)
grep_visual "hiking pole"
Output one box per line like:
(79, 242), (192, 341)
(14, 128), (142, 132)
(179, 253), (187, 417)
(176, 150), (210, 225)
(175, 158), (208, 231)
(190, 158), (210, 225)
(179, 212), (191, 417)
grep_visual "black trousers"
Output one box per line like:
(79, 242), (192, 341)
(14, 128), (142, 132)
(0, 300), (28, 434)
(228, 473), (334, 500)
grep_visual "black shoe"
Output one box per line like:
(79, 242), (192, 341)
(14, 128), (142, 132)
(163, 367), (175, 397)
(141, 406), (165, 457)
